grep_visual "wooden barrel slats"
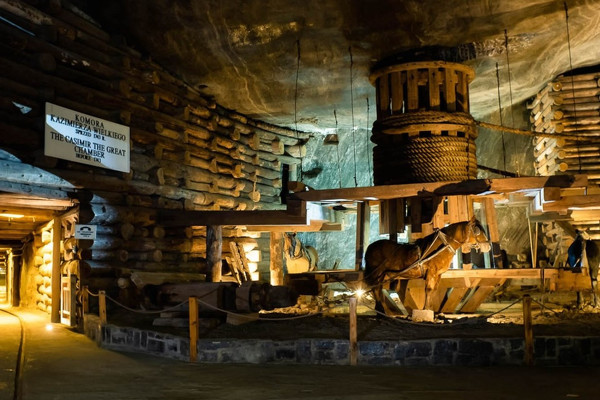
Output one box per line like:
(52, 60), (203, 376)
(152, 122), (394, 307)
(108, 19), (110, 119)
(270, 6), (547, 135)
(370, 61), (477, 184)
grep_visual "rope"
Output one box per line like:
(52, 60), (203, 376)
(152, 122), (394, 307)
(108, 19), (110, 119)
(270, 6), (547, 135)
(531, 298), (563, 317)
(87, 288), (188, 314)
(478, 297), (523, 319)
(361, 304), (431, 325)
(195, 297), (323, 321)
(495, 62), (507, 175)
(334, 109), (342, 188)
(366, 97), (373, 186)
(375, 109), (594, 141)
(86, 287), (321, 321)
(106, 294), (190, 315)
(476, 120), (593, 140)
(294, 39), (303, 181)
(375, 111), (476, 130)
(373, 137), (478, 183)
(504, 29), (516, 129)
(504, 29), (519, 176)
(564, 2), (582, 173)
(349, 46), (358, 187)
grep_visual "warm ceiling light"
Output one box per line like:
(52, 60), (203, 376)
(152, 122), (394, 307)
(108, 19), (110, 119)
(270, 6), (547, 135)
(0, 213), (24, 219)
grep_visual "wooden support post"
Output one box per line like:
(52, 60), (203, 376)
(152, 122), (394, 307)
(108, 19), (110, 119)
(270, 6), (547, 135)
(349, 296), (358, 366)
(396, 199), (406, 234)
(99, 290), (107, 325)
(207, 225), (222, 282)
(482, 197), (502, 268)
(432, 196), (446, 229)
(379, 199), (398, 242)
(355, 202), (370, 271)
(270, 232), (284, 285)
(523, 294), (534, 366)
(189, 296), (198, 362)
(410, 197), (422, 233)
(51, 217), (61, 323)
(82, 285), (89, 314)
(388, 199), (398, 242)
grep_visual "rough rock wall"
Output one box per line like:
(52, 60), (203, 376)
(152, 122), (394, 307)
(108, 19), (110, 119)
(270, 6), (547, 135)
(296, 127), (379, 269)
(477, 106), (536, 266)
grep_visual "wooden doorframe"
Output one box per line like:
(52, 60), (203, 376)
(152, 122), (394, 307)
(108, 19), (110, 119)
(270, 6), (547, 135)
(52, 206), (80, 324)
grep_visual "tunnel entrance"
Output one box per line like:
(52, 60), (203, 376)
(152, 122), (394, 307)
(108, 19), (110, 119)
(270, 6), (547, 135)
(0, 250), (7, 304)
(0, 192), (77, 322)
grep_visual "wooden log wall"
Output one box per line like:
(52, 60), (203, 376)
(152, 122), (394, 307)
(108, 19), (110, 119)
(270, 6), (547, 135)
(0, 1), (307, 286)
(532, 72), (600, 183)
(531, 70), (600, 240)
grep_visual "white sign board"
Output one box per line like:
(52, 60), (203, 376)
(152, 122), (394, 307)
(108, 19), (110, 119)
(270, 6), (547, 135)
(44, 102), (130, 172)
(74, 224), (97, 240)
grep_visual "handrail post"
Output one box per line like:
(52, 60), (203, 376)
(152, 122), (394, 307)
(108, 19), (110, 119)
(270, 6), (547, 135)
(349, 297), (358, 366)
(189, 296), (199, 362)
(99, 290), (107, 325)
(523, 295), (534, 366)
(82, 285), (89, 314)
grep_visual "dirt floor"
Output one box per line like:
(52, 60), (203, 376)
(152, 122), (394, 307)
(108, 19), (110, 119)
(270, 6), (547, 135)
(105, 290), (600, 341)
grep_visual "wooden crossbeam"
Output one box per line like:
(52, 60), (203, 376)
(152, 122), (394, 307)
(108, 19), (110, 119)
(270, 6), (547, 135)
(0, 194), (74, 209)
(247, 220), (342, 232)
(158, 209), (308, 227)
(441, 269), (557, 279)
(542, 194), (600, 212)
(292, 175), (587, 203)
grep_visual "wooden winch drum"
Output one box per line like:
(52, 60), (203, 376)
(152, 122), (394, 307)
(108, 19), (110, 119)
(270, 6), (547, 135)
(370, 61), (478, 185)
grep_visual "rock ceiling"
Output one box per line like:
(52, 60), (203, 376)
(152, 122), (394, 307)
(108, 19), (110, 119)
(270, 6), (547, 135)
(82, 0), (600, 133)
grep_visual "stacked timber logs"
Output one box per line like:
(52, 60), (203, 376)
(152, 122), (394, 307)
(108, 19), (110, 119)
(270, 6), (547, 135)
(32, 224), (54, 313)
(540, 221), (570, 266)
(532, 72), (600, 184)
(0, 1), (307, 285)
(370, 60), (477, 184)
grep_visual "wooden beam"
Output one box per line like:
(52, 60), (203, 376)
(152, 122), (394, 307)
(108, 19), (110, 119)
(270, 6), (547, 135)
(270, 232), (284, 286)
(528, 212), (574, 222)
(99, 291), (107, 325)
(543, 194), (600, 212)
(459, 286), (496, 313)
(51, 217), (61, 323)
(189, 296), (198, 362)
(355, 202), (370, 271)
(570, 209), (600, 220)
(292, 175), (587, 203)
(0, 194), (74, 209)
(482, 198), (500, 242)
(206, 225), (222, 282)
(0, 207), (60, 219)
(379, 199), (398, 241)
(441, 287), (469, 313)
(248, 221), (342, 232)
(523, 295), (534, 366)
(349, 297), (358, 366)
(441, 269), (557, 279)
(158, 209), (308, 227)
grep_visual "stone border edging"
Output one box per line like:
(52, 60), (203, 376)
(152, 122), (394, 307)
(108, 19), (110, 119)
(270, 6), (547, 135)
(84, 315), (600, 366)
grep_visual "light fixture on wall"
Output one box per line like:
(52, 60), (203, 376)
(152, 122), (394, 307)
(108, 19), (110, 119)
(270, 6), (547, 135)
(0, 213), (24, 219)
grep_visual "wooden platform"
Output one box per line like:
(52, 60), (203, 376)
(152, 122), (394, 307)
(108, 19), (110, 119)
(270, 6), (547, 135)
(287, 267), (594, 314)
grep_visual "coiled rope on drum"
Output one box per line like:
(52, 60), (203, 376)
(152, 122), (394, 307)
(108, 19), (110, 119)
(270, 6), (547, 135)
(374, 111), (476, 132)
(372, 111), (477, 183)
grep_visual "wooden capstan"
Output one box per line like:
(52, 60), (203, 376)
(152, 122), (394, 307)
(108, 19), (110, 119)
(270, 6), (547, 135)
(370, 60), (477, 185)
